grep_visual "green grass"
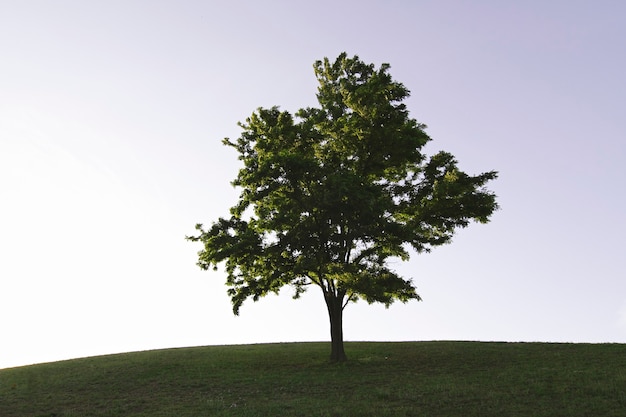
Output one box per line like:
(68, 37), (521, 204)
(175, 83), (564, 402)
(1, 342), (625, 416)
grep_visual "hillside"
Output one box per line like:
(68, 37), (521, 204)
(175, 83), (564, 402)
(1, 341), (625, 416)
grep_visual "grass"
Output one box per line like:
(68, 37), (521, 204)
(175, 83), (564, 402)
(1, 341), (625, 416)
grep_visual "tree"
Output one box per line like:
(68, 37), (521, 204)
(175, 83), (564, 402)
(187, 53), (498, 362)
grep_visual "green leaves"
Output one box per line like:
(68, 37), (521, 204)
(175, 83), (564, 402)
(188, 53), (498, 315)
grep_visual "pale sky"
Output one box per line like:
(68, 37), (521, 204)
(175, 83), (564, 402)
(1, 1), (625, 369)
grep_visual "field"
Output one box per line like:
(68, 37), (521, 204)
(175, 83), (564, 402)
(1, 341), (625, 416)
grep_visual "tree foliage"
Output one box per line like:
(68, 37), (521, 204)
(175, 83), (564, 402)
(187, 53), (498, 361)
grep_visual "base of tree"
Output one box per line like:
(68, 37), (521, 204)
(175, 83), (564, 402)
(330, 354), (348, 363)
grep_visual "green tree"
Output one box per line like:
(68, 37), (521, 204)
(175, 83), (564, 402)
(187, 53), (499, 362)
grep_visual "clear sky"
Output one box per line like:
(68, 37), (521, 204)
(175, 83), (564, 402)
(1, 1), (625, 369)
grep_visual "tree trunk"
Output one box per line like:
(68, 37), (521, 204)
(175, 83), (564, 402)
(325, 294), (347, 362)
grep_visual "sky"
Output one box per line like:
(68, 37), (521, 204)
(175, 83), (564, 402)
(1, 0), (625, 369)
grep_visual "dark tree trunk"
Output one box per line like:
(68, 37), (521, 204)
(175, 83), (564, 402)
(325, 293), (347, 362)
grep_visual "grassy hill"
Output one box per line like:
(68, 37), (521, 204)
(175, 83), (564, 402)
(1, 341), (625, 416)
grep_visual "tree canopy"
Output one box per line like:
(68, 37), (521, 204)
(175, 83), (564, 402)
(187, 53), (499, 361)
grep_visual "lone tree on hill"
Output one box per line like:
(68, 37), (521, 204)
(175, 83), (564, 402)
(187, 53), (499, 362)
